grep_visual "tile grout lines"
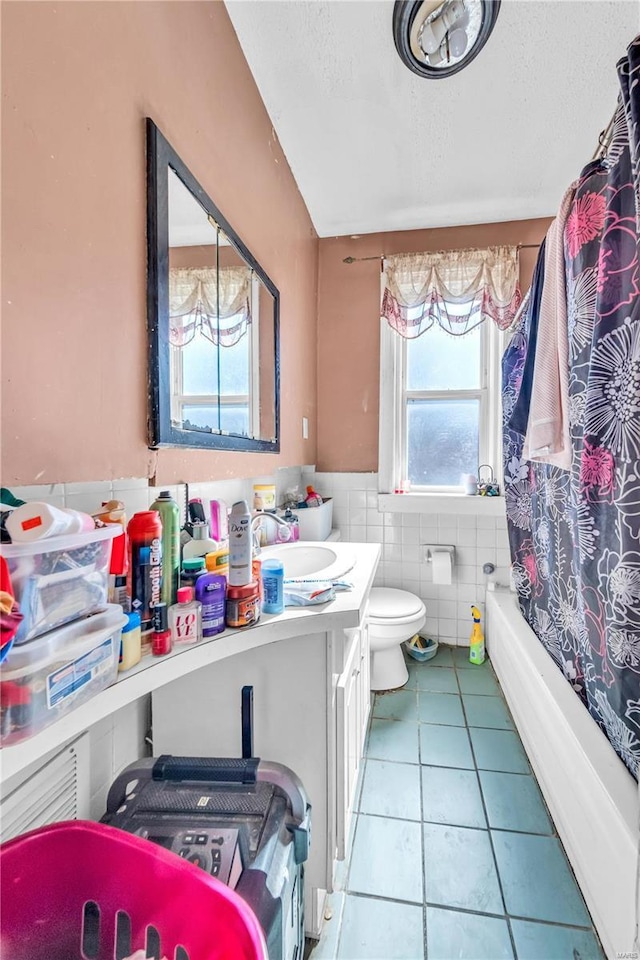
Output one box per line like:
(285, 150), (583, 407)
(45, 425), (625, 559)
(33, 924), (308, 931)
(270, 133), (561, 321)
(331, 650), (602, 959)
(458, 668), (519, 959)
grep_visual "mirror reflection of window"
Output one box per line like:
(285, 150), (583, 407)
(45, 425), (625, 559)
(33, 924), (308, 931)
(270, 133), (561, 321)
(167, 169), (271, 441)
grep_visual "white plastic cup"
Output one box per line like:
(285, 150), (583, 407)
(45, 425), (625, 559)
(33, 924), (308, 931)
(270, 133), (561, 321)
(461, 474), (478, 496)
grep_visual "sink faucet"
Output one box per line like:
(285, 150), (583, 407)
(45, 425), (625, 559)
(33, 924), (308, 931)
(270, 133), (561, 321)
(250, 512), (292, 552)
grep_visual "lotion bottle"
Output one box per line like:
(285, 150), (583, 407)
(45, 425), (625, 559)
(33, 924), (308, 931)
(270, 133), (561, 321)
(228, 500), (252, 586)
(169, 587), (202, 645)
(182, 522), (219, 560)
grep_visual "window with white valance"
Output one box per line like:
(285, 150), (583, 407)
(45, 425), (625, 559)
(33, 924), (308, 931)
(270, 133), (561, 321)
(379, 245), (517, 492)
(381, 244), (521, 338)
(169, 266), (259, 438)
(169, 265), (252, 348)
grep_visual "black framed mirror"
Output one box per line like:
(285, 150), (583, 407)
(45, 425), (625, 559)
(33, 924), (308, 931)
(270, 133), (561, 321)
(146, 119), (280, 452)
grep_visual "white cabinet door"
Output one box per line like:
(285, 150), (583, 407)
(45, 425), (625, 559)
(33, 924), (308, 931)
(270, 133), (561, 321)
(335, 628), (362, 861)
(359, 619), (371, 748)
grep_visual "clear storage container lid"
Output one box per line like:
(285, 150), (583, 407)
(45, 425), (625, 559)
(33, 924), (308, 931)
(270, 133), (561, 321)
(1, 525), (119, 559)
(0, 604), (127, 679)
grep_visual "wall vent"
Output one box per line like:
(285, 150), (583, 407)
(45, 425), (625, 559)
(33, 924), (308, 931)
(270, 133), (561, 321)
(1, 734), (90, 843)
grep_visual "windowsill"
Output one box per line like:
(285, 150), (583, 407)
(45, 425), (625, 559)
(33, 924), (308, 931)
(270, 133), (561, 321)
(378, 492), (506, 516)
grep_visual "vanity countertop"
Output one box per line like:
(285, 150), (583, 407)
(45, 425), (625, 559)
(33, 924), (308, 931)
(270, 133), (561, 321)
(1, 541), (381, 783)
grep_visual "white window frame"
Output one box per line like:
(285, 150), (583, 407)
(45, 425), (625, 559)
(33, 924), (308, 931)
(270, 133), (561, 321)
(170, 277), (261, 437)
(378, 309), (504, 496)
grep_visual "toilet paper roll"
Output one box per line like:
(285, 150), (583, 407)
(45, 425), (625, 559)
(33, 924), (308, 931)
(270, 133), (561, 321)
(432, 549), (453, 585)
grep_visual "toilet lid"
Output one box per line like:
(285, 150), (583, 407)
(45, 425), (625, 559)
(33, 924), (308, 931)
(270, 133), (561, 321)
(369, 588), (424, 620)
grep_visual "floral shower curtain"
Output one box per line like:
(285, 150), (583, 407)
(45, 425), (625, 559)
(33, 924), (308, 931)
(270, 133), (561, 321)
(502, 38), (640, 778)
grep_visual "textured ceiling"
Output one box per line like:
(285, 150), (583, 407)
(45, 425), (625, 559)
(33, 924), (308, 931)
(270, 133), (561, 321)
(225, 0), (639, 237)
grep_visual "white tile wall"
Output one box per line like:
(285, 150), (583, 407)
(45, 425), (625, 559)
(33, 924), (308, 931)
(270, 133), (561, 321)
(10, 465), (305, 530)
(309, 470), (511, 646)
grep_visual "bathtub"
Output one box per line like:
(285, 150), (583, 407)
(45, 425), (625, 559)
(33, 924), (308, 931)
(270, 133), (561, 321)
(486, 587), (638, 960)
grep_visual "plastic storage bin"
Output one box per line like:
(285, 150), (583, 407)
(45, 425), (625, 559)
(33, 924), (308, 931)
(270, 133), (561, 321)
(0, 820), (268, 960)
(404, 635), (439, 662)
(1, 526), (118, 644)
(295, 498), (333, 541)
(0, 604), (126, 746)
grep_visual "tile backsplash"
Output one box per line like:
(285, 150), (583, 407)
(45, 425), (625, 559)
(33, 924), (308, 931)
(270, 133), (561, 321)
(4, 464), (513, 822)
(9, 465), (305, 528)
(9, 465), (512, 649)
(307, 469), (511, 647)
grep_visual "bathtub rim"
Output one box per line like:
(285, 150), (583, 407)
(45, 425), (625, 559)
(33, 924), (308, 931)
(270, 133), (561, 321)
(486, 586), (637, 960)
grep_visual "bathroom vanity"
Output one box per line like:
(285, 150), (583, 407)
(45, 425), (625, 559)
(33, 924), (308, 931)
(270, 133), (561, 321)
(151, 540), (379, 937)
(0, 541), (380, 939)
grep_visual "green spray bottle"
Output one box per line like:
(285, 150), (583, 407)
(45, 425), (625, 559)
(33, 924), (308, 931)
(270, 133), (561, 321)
(469, 605), (485, 665)
(150, 491), (180, 607)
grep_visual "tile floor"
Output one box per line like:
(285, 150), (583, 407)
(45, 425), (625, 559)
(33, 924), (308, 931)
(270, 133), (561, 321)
(309, 645), (605, 960)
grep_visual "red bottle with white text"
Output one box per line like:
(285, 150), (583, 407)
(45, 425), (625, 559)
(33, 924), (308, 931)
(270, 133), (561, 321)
(169, 587), (202, 645)
(126, 511), (163, 641)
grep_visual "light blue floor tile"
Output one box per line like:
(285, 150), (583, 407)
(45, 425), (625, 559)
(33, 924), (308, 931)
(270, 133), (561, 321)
(420, 723), (475, 769)
(463, 694), (514, 730)
(426, 907), (514, 960)
(337, 895), (424, 959)
(469, 727), (530, 773)
(366, 719), (420, 764)
(423, 823), (503, 914)
(457, 668), (501, 696)
(422, 766), (486, 828)
(406, 647), (455, 679)
(360, 759), (422, 821)
(510, 919), (605, 960)
(349, 814), (423, 903)
(413, 666), (459, 693)
(431, 644), (456, 667)
(418, 691), (465, 726)
(309, 892), (345, 960)
(373, 689), (418, 721)
(480, 771), (553, 834)
(492, 831), (590, 926)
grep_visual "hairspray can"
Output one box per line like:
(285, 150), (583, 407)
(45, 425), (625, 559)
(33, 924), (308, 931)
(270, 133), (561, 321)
(127, 511), (163, 638)
(150, 490), (180, 607)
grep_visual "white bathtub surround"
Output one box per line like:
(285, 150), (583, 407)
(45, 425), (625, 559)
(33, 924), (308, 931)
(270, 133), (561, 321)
(487, 587), (638, 960)
(306, 470), (511, 645)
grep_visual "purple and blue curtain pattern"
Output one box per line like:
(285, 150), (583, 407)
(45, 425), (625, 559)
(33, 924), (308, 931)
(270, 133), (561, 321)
(502, 37), (640, 778)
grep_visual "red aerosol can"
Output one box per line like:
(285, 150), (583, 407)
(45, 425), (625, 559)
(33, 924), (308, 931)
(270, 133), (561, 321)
(127, 511), (163, 637)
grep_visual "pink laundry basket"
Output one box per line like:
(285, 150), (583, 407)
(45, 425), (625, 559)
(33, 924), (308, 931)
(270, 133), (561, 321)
(0, 820), (268, 960)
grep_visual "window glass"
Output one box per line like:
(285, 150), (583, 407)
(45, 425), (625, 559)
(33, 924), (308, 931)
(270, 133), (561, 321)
(406, 323), (481, 391)
(182, 339), (218, 395)
(182, 404), (249, 435)
(181, 334), (249, 397)
(407, 399), (479, 486)
(219, 337), (249, 396)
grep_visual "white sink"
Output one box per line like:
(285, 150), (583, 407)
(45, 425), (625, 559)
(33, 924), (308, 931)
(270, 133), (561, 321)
(259, 542), (355, 580)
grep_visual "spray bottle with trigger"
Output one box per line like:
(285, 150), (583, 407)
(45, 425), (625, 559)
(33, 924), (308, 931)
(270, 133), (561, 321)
(469, 605), (485, 665)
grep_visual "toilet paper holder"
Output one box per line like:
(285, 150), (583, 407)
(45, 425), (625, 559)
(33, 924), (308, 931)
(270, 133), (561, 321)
(423, 544), (456, 563)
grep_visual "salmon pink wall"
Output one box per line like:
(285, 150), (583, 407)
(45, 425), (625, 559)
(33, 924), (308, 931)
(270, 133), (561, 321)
(316, 219), (552, 473)
(1, 1), (318, 485)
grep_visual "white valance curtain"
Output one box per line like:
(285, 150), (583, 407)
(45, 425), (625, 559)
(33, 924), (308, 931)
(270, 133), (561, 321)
(169, 266), (252, 348)
(382, 245), (521, 337)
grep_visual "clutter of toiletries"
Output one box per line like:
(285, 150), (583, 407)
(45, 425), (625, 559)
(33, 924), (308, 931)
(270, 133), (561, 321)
(0, 483), (338, 745)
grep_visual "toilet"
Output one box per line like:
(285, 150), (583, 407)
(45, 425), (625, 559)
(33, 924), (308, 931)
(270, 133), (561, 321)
(367, 588), (426, 691)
